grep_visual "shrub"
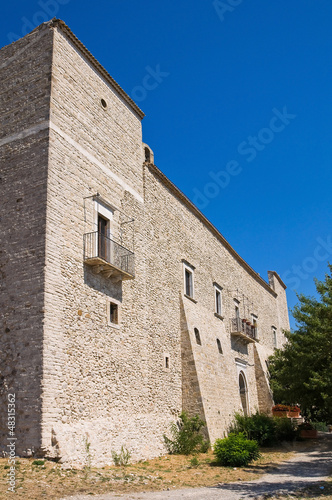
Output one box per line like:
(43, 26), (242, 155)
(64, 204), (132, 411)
(230, 412), (276, 446)
(214, 433), (260, 467)
(311, 421), (328, 432)
(32, 460), (45, 466)
(274, 417), (296, 442)
(111, 446), (131, 466)
(163, 412), (208, 455)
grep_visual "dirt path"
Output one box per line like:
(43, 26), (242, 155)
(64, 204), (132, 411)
(62, 434), (332, 500)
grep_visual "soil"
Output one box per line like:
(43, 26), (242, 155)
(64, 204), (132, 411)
(1, 435), (331, 499)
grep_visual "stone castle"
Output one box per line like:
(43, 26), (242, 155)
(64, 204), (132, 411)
(0, 19), (290, 465)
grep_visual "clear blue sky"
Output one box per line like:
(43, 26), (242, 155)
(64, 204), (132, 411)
(1, 0), (332, 330)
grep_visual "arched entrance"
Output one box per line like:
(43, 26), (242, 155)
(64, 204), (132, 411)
(239, 372), (248, 415)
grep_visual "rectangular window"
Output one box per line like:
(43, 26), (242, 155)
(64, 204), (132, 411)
(98, 215), (109, 261)
(214, 283), (222, 317)
(108, 299), (120, 327)
(251, 314), (258, 339)
(185, 269), (193, 297)
(183, 261), (195, 299)
(272, 326), (277, 347)
(110, 302), (118, 324)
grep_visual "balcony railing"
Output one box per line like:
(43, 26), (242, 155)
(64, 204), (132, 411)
(83, 232), (135, 280)
(230, 317), (258, 343)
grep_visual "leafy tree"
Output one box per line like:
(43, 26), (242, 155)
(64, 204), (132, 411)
(268, 265), (332, 422)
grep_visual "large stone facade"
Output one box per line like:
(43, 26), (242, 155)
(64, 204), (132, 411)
(0, 20), (290, 466)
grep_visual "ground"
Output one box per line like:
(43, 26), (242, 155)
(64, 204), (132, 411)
(1, 435), (331, 499)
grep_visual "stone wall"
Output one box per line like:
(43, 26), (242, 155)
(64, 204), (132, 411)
(142, 164), (290, 443)
(0, 24), (53, 455)
(0, 20), (290, 465)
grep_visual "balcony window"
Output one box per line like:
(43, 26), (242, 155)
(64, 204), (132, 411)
(84, 232), (135, 280)
(230, 317), (256, 343)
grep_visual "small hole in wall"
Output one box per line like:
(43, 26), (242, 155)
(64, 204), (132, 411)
(101, 98), (107, 109)
(217, 338), (223, 354)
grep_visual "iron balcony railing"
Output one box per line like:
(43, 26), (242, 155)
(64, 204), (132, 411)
(231, 317), (258, 341)
(83, 232), (135, 278)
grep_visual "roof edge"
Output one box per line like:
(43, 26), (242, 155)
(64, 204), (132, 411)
(147, 163), (278, 298)
(49, 18), (145, 120)
(268, 271), (287, 290)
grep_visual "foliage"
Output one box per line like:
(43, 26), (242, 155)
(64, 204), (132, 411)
(229, 412), (296, 446)
(268, 265), (332, 422)
(230, 412), (276, 446)
(32, 460), (45, 466)
(273, 417), (297, 442)
(163, 412), (208, 455)
(189, 456), (199, 467)
(214, 433), (260, 467)
(111, 446), (131, 466)
(311, 421), (328, 431)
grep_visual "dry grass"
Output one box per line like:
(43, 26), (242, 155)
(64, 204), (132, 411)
(0, 446), (298, 499)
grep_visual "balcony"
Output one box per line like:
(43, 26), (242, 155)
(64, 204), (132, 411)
(83, 232), (135, 281)
(230, 318), (258, 343)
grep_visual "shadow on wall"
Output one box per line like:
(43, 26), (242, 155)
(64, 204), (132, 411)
(83, 265), (123, 302)
(179, 294), (209, 441)
(254, 345), (274, 414)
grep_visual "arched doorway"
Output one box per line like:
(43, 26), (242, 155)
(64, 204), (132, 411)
(239, 372), (248, 415)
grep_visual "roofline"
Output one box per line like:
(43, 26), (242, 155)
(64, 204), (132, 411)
(49, 18), (145, 120)
(268, 271), (287, 290)
(147, 163), (278, 298)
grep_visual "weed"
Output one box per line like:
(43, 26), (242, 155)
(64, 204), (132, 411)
(163, 412), (208, 455)
(189, 456), (199, 467)
(111, 446), (131, 466)
(32, 460), (45, 466)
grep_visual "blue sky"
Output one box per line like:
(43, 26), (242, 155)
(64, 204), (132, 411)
(1, 0), (332, 329)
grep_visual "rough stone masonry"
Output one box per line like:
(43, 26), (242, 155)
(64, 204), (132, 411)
(0, 19), (290, 466)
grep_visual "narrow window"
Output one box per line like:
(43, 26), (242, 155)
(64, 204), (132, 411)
(217, 338), (223, 354)
(183, 262), (194, 299)
(110, 302), (118, 324)
(165, 356), (169, 369)
(214, 284), (222, 316)
(194, 328), (201, 345)
(272, 326), (277, 347)
(251, 314), (258, 339)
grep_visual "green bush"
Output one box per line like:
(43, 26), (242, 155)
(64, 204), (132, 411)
(311, 421), (328, 431)
(230, 412), (276, 446)
(273, 417), (296, 442)
(214, 433), (260, 467)
(230, 412), (296, 446)
(163, 412), (208, 455)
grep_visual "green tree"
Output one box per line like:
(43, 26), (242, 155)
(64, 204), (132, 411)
(268, 264), (332, 422)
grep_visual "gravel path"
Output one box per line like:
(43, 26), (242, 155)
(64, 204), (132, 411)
(62, 433), (332, 500)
